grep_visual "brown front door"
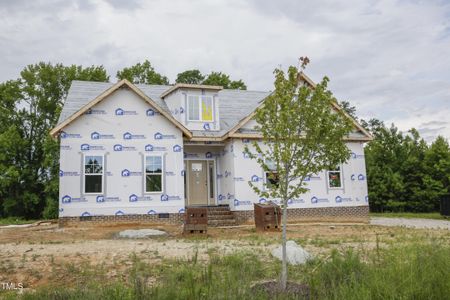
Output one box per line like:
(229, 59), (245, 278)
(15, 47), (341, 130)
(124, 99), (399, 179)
(187, 160), (208, 205)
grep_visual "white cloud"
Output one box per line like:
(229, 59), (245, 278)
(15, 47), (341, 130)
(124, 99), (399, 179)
(0, 0), (449, 140)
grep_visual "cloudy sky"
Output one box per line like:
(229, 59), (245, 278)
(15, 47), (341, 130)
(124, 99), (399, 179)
(1, 0), (449, 141)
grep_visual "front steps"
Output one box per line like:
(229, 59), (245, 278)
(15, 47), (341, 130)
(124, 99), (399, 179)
(207, 206), (236, 227)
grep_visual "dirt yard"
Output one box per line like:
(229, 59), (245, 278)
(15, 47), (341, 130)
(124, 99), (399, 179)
(0, 220), (449, 290)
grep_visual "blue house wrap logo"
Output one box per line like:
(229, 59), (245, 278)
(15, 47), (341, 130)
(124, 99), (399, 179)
(91, 132), (100, 139)
(288, 198), (305, 205)
(243, 152), (251, 159)
(259, 198), (267, 204)
(115, 108), (137, 115)
(129, 194), (152, 202)
(351, 174), (356, 181)
(145, 144), (167, 151)
(205, 152), (212, 158)
(203, 123), (211, 130)
(234, 199), (252, 206)
(146, 108), (156, 116)
(60, 131), (82, 139)
(81, 212), (91, 217)
(96, 195), (105, 203)
(91, 131), (114, 140)
(358, 174), (365, 181)
(181, 170), (185, 176)
(179, 107), (184, 114)
(311, 196), (329, 204)
(154, 132), (176, 140)
(59, 170), (80, 177)
(148, 210), (156, 215)
(62, 195), (71, 203)
(81, 144), (104, 151)
(115, 210), (125, 216)
(251, 175), (263, 182)
(121, 169), (142, 177)
(335, 196), (352, 203)
(351, 152), (365, 159)
(365, 195), (369, 202)
(224, 171), (231, 177)
(218, 194), (225, 201)
(160, 194), (181, 201)
(304, 176), (321, 181)
(173, 145), (182, 152)
(178, 208), (185, 214)
(85, 108), (106, 115)
(124, 132), (145, 140)
(113, 144), (137, 151)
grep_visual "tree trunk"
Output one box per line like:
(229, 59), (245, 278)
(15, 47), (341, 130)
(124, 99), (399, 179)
(280, 197), (288, 290)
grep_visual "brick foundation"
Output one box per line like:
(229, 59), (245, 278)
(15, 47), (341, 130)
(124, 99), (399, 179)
(59, 206), (369, 227)
(59, 213), (184, 227)
(233, 206), (369, 224)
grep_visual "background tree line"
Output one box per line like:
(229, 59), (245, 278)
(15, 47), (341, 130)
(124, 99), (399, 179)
(342, 101), (450, 213)
(0, 61), (448, 219)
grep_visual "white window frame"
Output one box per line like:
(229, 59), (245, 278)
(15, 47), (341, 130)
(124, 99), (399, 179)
(263, 159), (279, 190)
(187, 95), (214, 122)
(327, 166), (343, 189)
(144, 154), (164, 194)
(83, 154), (104, 195)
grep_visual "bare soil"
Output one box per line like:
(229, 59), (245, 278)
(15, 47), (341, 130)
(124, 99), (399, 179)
(0, 220), (448, 289)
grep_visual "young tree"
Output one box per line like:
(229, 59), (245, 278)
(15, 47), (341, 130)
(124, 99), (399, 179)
(175, 69), (205, 84)
(245, 62), (353, 289)
(116, 60), (169, 85)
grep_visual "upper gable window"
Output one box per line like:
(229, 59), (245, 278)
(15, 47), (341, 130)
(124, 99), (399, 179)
(187, 95), (213, 122)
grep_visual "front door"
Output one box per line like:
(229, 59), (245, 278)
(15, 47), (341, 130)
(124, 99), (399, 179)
(187, 160), (208, 205)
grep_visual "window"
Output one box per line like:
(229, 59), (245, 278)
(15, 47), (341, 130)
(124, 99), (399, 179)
(328, 166), (342, 189)
(187, 95), (213, 122)
(145, 155), (163, 193)
(264, 160), (279, 189)
(84, 155), (103, 194)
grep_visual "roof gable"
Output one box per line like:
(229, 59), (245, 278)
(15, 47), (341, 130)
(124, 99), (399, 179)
(50, 79), (192, 138)
(227, 73), (372, 141)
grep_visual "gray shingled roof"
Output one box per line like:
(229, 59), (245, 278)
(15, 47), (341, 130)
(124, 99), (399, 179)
(57, 81), (270, 137)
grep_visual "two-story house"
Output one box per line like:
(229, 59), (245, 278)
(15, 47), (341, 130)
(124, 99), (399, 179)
(50, 73), (372, 226)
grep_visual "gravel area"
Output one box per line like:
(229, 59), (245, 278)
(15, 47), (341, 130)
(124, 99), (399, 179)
(371, 217), (450, 230)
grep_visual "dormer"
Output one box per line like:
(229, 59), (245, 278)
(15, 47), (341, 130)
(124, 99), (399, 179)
(161, 84), (222, 132)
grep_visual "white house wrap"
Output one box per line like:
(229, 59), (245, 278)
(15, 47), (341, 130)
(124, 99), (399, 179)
(51, 75), (372, 223)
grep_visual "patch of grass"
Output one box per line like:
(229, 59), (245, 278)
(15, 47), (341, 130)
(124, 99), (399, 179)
(0, 218), (40, 225)
(370, 212), (447, 220)
(6, 238), (449, 300)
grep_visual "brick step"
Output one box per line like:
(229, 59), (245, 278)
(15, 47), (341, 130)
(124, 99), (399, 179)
(207, 210), (233, 216)
(208, 219), (237, 227)
(207, 214), (235, 220)
(207, 206), (230, 212)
